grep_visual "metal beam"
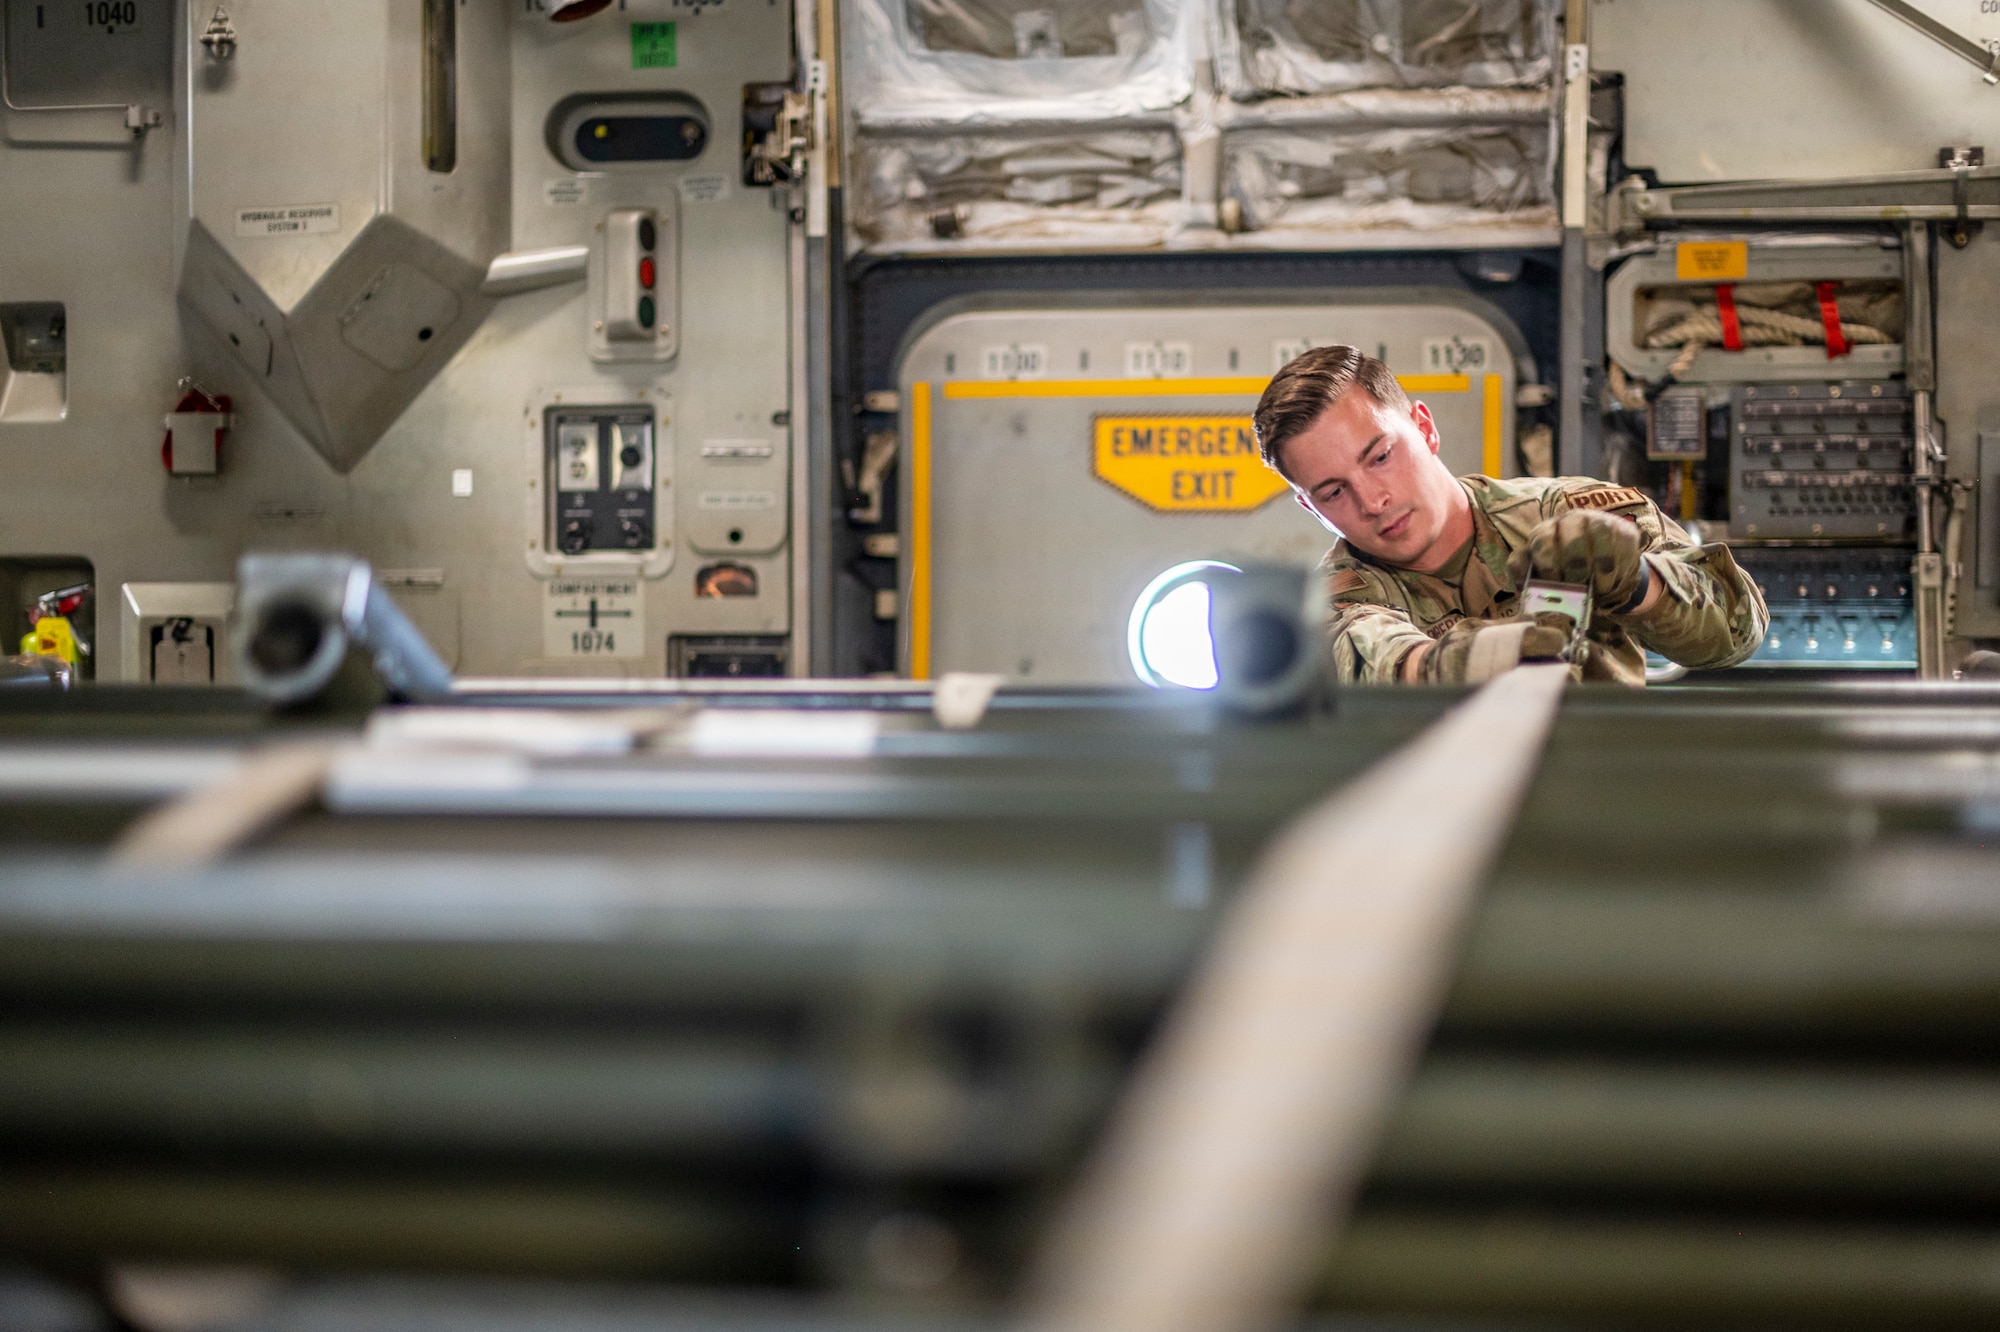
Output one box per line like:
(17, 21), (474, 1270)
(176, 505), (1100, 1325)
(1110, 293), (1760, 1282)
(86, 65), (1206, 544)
(1617, 167), (2000, 228)
(1864, 0), (2000, 84)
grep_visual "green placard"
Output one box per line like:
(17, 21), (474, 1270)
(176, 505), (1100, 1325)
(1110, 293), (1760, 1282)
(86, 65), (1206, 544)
(631, 21), (676, 69)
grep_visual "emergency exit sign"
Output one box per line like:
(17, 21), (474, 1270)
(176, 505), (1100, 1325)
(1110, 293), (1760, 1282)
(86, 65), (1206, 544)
(1092, 416), (1290, 513)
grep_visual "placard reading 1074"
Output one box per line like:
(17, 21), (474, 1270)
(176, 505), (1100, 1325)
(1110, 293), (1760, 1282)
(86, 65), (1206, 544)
(543, 576), (642, 660)
(1419, 336), (1493, 376)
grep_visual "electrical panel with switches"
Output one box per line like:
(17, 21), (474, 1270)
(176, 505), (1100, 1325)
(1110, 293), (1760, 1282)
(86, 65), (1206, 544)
(547, 406), (658, 555)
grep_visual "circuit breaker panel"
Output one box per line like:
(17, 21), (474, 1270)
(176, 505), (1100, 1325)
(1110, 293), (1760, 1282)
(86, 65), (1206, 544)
(1727, 383), (1913, 542)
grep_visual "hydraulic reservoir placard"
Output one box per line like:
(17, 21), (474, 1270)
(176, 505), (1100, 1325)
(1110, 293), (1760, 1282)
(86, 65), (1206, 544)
(545, 406), (656, 555)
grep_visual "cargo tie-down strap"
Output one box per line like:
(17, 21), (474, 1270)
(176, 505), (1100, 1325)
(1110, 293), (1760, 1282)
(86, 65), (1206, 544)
(1715, 282), (1743, 351)
(1816, 281), (1851, 359)
(106, 742), (345, 869)
(1026, 663), (1571, 1332)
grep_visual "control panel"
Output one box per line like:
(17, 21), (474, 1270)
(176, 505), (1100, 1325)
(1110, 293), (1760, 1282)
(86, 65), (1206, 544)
(590, 204), (678, 364)
(1724, 381), (1914, 540)
(547, 406), (657, 555)
(1735, 547), (1916, 670)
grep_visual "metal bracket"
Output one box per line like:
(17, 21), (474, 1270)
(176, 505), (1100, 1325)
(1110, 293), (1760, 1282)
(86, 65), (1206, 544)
(743, 81), (813, 187)
(1618, 165), (2000, 229)
(1951, 167), (1977, 248)
(1864, 0), (2000, 85)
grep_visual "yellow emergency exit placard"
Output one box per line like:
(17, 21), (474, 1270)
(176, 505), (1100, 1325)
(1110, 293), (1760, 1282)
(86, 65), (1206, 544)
(1675, 240), (1749, 282)
(1093, 416), (1290, 512)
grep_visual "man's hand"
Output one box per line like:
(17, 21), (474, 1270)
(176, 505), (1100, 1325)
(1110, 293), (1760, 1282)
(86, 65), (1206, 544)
(1407, 615), (1573, 684)
(1506, 509), (1650, 614)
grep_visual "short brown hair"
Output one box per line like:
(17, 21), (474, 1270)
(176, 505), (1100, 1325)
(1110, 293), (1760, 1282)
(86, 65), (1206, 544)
(1253, 345), (1410, 478)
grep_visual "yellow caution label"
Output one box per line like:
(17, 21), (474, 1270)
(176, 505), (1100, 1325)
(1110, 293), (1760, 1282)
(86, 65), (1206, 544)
(1675, 240), (1749, 282)
(1092, 416), (1290, 513)
(20, 616), (79, 667)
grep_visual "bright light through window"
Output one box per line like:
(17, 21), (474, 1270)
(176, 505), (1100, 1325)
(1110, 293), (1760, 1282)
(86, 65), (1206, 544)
(1144, 582), (1217, 689)
(1128, 561), (1240, 690)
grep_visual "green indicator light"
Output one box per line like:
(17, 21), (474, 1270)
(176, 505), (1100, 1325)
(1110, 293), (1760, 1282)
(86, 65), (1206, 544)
(631, 21), (676, 70)
(638, 295), (656, 330)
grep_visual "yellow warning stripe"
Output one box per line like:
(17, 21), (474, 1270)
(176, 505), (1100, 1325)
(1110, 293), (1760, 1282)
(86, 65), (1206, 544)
(1482, 372), (1505, 477)
(941, 374), (1470, 400)
(909, 381), (933, 680)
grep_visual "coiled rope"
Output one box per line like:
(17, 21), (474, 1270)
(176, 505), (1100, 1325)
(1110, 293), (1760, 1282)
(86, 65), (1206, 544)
(1644, 303), (1894, 379)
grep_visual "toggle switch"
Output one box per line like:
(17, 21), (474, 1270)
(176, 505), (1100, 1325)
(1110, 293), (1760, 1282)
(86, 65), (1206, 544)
(589, 201), (676, 364)
(603, 208), (658, 342)
(611, 419), (652, 491)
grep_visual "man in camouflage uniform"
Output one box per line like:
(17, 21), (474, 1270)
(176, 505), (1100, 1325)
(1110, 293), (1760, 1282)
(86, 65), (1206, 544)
(1253, 345), (1767, 685)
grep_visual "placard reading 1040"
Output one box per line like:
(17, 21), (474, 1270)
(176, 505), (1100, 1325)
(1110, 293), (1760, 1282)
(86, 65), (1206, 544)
(80, 1), (140, 29)
(543, 577), (642, 659)
(1419, 336), (1493, 376)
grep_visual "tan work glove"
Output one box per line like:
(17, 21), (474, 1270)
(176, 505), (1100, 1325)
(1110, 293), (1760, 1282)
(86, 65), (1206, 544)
(1506, 509), (1649, 615)
(1414, 614), (1574, 684)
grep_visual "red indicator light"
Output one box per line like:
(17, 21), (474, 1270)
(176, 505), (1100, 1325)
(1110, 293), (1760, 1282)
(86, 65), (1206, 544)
(639, 257), (656, 290)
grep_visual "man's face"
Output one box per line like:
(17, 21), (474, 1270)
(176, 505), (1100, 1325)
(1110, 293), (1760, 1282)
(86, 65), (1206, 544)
(1278, 389), (1459, 567)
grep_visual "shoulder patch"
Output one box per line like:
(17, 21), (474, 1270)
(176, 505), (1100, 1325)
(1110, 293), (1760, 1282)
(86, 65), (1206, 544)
(1567, 485), (1649, 512)
(1329, 568), (1370, 597)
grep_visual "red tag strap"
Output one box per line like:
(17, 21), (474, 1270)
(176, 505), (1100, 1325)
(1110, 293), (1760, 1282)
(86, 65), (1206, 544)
(1715, 283), (1743, 351)
(1816, 280), (1849, 358)
(171, 385), (230, 415)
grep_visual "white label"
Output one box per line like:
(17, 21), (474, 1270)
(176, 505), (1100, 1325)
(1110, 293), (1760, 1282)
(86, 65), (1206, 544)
(698, 490), (777, 510)
(678, 173), (729, 204)
(543, 177), (588, 207)
(981, 343), (1047, 380)
(688, 710), (879, 759)
(1125, 340), (1193, 378)
(701, 439), (775, 460)
(450, 468), (474, 497)
(1272, 337), (1328, 371)
(1420, 336), (1494, 376)
(234, 203), (340, 238)
(544, 576), (641, 659)
(152, 630), (213, 685)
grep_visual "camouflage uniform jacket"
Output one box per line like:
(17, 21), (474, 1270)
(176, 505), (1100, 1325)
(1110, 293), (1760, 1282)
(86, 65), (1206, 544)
(1322, 475), (1769, 686)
